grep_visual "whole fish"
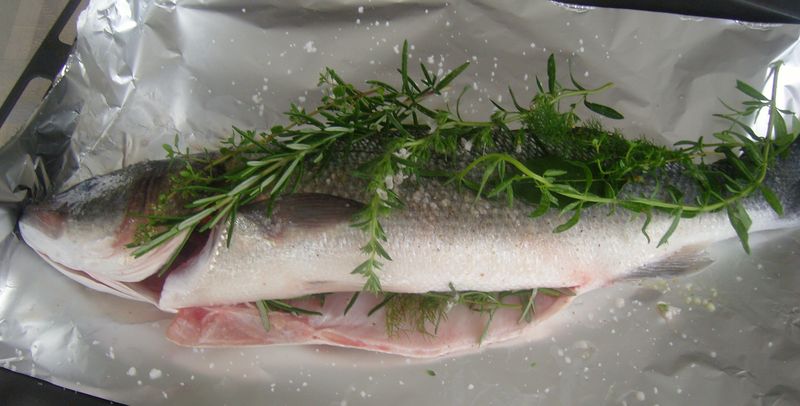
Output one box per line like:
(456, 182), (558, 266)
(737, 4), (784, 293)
(17, 142), (800, 357)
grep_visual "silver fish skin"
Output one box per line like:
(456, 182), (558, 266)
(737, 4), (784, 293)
(18, 143), (800, 311)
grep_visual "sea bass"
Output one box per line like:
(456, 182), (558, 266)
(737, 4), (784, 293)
(17, 143), (800, 357)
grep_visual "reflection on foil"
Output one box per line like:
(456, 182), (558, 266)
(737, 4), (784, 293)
(735, 21), (783, 30)
(1, 0), (800, 404)
(549, 2), (595, 13)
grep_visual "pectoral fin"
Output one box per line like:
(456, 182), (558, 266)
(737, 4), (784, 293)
(621, 245), (714, 281)
(241, 193), (366, 237)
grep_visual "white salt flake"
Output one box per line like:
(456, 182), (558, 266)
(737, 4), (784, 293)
(460, 138), (473, 152)
(303, 41), (317, 53)
(149, 369), (162, 380)
(394, 148), (411, 159)
(126, 367), (137, 377)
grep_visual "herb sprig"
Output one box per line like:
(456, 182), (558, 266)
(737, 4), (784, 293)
(129, 40), (798, 299)
(375, 285), (575, 342)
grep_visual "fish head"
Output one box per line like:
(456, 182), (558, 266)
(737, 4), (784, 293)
(19, 160), (187, 282)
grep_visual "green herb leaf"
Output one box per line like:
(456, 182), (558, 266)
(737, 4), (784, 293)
(518, 288), (537, 323)
(344, 291), (361, 315)
(772, 110), (789, 146)
(543, 169), (567, 178)
(656, 302), (670, 318)
(435, 62), (470, 92)
(727, 202), (752, 254)
(256, 300), (271, 332)
(401, 40), (409, 93)
(479, 308), (497, 345)
(736, 80), (768, 101)
(657, 210), (682, 248)
(584, 100), (624, 119)
(156, 225), (195, 277)
(640, 210), (653, 244)
(547, 54), (556, 95)
(553, 208), (581, 233)
(569, 65), (586, 91)
(529, 190), (551, 218)
(760, 184), (784, 216)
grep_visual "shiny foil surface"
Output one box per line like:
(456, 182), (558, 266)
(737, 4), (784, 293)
(1, 1), (799, 404)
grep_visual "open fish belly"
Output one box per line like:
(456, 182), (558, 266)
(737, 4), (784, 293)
(166, 292), (571, 358)
(159, 185), (797, 309)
